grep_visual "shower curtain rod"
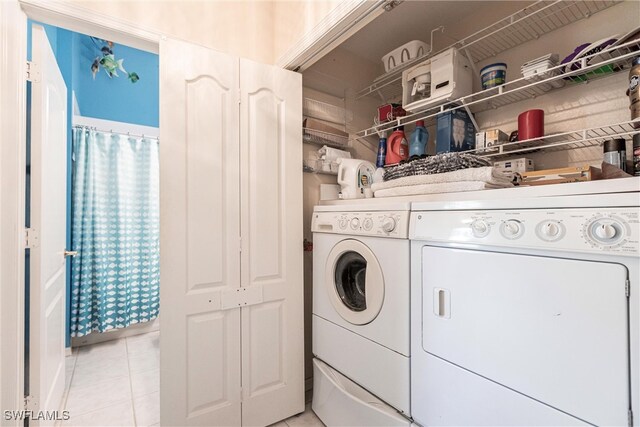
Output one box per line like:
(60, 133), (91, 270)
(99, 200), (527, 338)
(73, 124), (160, 141)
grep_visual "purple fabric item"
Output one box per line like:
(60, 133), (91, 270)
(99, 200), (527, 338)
(561, 42), (591, 71)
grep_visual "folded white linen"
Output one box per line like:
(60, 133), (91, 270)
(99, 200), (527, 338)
(373, 180), (511, 198)
(318, 146), (351, 162)
(371, 166), (512, 192)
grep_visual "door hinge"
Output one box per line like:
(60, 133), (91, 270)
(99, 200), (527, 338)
(629, 409), (633, 427)
(26, 61), (40, 83)
(24, 228), (40, 249)
(221, 285), (263, 310)
(626, 279), (630, 297)
(23, 395), (36, 411)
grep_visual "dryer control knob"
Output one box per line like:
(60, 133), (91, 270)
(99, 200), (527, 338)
(350, 217), (360, 230)
(595, 223), (617, 240)
(339, 219), (348, 229)
(382, 217), (396, 233)
(363, 218), (373, 231)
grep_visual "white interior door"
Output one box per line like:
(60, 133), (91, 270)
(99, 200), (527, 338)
(29, 24), (67, 424)
(160, 38), (241, 426)
(239, 58), (304, 426)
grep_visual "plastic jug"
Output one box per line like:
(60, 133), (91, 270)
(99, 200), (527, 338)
(409, 120), (428, 157)
(337, 158), (375, 199)
(385, 127), (408, 165)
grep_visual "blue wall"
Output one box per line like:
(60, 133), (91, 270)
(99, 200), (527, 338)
(73, 34), (159, 127)
(27, 21), (158, 347)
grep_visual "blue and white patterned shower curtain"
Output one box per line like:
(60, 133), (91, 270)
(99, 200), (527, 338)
(70, 127), (160, 337)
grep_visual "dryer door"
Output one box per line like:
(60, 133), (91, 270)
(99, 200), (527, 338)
(420, 245), (629, 426)
(326, 239), (384, 325)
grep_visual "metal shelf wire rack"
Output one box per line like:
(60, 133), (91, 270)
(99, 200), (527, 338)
(471, 119), (640, 160)
(355, 0), (621, 102)
(354, 37), (640, 139)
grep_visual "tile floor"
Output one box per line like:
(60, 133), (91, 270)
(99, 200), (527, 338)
(62, 331), (160, 427)
(62, 331), (324, 427)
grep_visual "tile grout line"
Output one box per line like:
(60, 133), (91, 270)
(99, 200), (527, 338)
(125, 337), (138, 427)
(58, 350), (77, 426)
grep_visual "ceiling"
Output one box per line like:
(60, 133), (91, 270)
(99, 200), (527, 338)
(339, 0), (535, 68)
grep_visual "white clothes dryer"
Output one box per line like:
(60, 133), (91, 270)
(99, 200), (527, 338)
(410, 192), (640, 427)
(311, 201), (412, 425)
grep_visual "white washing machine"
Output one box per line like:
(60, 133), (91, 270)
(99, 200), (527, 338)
(311, 202), (412, 426)
(409, 192), (640, 426)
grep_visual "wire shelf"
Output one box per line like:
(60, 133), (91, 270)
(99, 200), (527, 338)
(354, 37), (640, 138)
(355, 0), (621, 101)
(472, 119), (640, 159)
(304, 98), (353, 125)
(303, 127), (350, 149)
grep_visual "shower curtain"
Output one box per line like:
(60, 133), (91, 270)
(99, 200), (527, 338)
(70, 127), (160, 337)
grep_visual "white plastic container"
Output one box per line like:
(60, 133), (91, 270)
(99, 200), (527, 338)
(382, 40), (429, 73)
(337, 158), (375, 199)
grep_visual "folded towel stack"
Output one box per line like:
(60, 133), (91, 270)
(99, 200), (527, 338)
(371, 166), (514, 198)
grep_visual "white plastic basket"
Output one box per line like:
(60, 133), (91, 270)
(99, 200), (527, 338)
(382, 40), (429, 73)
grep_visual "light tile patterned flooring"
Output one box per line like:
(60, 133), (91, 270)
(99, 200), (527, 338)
(62, 331), (160, 426)
(62, 331), (323, 427)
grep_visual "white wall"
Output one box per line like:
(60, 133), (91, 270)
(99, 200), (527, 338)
(60, 0), (340, 64)
(273, 0), (342, 63)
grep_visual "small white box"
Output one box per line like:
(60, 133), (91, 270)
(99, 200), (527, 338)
(485, 129), (509, 147)
(494, 158), (534, 174)
(476, 129), (509, 150)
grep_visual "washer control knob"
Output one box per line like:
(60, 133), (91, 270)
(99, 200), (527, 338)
(350, 217), (360, 230)
(542, 222), (560, 237)
(595, 223), (617, 240)
(338, 219), (348, 230)
(470, 220), (490, 237)
(501, 220), (524, 239)
(382, 217), (396, 233)
(363, 218), (373, 231)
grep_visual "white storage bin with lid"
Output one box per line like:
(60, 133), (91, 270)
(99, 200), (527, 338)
(382, 40), (429, 73)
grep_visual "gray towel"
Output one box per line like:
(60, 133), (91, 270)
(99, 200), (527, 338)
(384, 153), (491, 181)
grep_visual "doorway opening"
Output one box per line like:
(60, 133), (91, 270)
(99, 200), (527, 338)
(26, 20), (160, 426)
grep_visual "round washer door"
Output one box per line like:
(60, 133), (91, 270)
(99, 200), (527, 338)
(325, 239), (384, 325)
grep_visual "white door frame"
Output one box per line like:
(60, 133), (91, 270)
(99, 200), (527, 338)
(0, 0), (380, 423)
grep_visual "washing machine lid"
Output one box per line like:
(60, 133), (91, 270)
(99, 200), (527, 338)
(326, 239), (384, 325)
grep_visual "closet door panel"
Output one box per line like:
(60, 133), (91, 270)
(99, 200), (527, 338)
(160, 38), (241, 427)
(240, 58), (304, 427)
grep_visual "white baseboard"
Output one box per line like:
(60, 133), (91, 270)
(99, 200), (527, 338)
(71, 318), (160, 348)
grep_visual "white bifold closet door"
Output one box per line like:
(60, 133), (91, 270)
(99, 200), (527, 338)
(160, 38), (303, 427)
(239, 58), (304, 427)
